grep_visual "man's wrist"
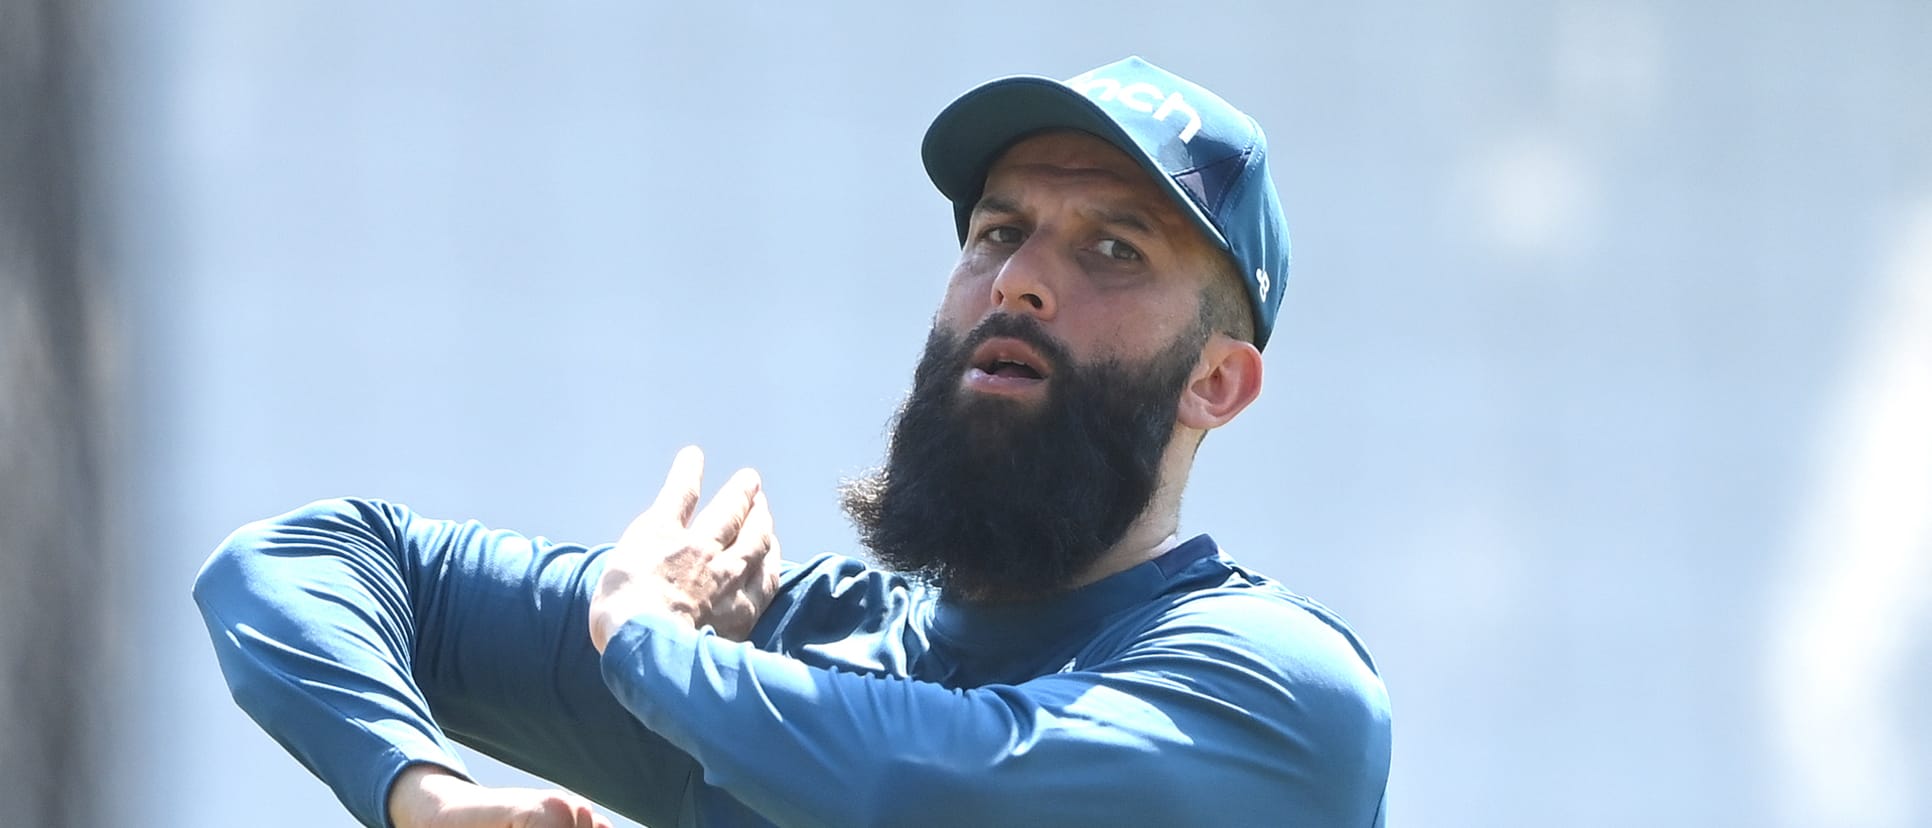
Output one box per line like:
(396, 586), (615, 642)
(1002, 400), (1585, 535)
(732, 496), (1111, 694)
(590, 604), (646, 654)
(591, 594), (696, 653)
(387, 763), (466, 828)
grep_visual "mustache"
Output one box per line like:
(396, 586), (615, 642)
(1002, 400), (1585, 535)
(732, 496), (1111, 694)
(956, 313), (1074, 373)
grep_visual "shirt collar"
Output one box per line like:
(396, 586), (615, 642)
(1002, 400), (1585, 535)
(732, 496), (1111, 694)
(929, 534), (1221, 648)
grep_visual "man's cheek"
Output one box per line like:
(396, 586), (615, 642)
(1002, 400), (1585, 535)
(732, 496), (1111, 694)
(941, 254), (1005, 313)
(930, 298), (981, 342)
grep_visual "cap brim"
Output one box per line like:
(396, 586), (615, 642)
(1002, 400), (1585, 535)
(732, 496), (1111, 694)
(921, 75), (1231, 255)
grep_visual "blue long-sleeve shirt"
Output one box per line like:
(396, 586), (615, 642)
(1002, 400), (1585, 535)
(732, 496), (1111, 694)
(193, 498), (1391, 827)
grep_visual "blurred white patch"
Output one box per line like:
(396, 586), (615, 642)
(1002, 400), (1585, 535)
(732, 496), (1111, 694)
(1455, 2), (1654, 266)
(1554, 0), (1664, 127)
(1769, 203), (1932, 828)
(1466, 134), (1599, 260)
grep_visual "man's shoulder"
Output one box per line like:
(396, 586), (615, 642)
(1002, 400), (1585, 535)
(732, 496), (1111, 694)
(1131, 547), (1386, 692)
(1123, 551), (1391, 754)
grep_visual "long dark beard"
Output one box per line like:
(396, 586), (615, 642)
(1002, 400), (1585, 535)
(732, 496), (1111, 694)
(839, 311), (1208, 602)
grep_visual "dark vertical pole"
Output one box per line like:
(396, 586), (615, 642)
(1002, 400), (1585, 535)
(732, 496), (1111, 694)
(1, 2), (106, 827)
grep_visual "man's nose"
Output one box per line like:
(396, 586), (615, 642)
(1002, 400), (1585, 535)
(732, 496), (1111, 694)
(988, 236), (1060, 320)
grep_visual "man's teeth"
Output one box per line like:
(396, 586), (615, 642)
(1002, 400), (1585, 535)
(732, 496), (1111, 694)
(986, 359), (1040, 379)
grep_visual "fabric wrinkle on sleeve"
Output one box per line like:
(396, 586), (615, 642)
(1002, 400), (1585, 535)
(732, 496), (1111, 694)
(195, 500), (465, 827)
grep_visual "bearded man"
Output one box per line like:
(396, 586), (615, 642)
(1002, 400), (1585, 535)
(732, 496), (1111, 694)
(195, 56), (1392, 828)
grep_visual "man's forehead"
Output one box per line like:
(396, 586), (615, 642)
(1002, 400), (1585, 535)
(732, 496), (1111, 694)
(979, 132), (1194, 232)
(984, 131), (1147, 183)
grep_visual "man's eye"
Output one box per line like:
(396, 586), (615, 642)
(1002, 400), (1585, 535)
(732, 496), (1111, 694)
(1095, 238), (1142, 262)
(982, 226), (1022, 245)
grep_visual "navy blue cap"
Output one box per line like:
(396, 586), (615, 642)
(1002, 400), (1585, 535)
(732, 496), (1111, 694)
(922, 56), (1291, 349)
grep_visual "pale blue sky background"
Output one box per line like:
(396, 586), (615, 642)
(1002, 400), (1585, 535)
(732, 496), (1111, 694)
(99, 2), (1930, 826)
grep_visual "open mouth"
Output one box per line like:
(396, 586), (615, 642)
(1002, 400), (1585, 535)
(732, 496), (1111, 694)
(979, 356), (1043, 380)
(965, 337), (1052, 393)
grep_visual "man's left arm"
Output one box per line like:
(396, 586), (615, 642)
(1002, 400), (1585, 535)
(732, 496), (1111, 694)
(591, 450), (1389, 826)
(597, 595), (1392, 828)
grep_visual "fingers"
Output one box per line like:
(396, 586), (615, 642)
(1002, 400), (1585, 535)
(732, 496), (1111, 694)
(762, 507), (783, 591)
(570, 798), (598, 828)
(530, 791), (607, 828)
(570, 793), (613, 828)
(734, 490), (783, 609)
(645, 445), (706, 529)
(750, 491), (783, 597)
(736, 489), (776, 557)
(690, 466), (762, 548)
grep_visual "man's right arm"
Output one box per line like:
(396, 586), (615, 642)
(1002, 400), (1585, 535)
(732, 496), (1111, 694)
(191, 497), (695, 828)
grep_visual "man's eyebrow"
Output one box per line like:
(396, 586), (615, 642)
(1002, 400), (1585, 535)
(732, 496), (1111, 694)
(972, 195), (1022, 217)
(971, 194), (1166, 236)
(1091, 206), (1158, 236)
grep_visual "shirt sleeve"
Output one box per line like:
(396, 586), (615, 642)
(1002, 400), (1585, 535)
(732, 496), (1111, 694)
(598, 589), (1394, 828)
(191, 497), (700, 828)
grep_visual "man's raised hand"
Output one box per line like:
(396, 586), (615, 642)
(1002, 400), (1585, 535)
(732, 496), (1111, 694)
(589, 446), (783, 652)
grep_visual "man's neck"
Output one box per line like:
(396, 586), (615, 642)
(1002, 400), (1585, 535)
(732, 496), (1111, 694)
(1068, 480), (1186, 590)
(1069, 433), (1202, 589)
(1071, 530), (1184, 590)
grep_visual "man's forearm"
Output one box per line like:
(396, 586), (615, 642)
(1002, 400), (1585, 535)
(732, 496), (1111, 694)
(599, 605), (1390, 828)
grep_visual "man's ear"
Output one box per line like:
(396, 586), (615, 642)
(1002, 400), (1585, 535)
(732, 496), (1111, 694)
(1177, 334), (1263, 431)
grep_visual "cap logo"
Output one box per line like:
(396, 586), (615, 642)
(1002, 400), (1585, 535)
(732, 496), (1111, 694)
(1065, 71), (1203, 144)
(1257, 267), (1271, 302)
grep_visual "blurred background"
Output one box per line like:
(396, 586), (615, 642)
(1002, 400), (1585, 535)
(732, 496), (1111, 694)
(3, 1), (1928, 826)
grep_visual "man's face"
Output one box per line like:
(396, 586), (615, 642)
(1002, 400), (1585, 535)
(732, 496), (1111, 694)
(840, 131), (1223, 602)
(937, 130), (1225, 387)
